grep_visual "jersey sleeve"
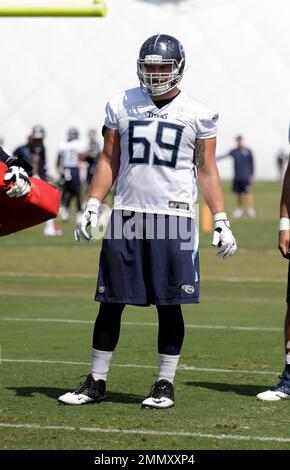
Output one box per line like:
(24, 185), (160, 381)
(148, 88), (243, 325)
(76, 140), (87, 153)
(104, 97), (119, 130)
(195, 108), (219, 139)
(57, 143), (64, 154)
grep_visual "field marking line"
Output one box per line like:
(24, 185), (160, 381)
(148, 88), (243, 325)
(0, 316), (282, 332)
(0, 291), (285, 305)
(0, 291), (284, 304)
(0, 422), (290, 443)
(0, 271), (286, 284)
(1, 358), (280, 376)
(0, 271), (96, 279)
(0, 291), (88, 298)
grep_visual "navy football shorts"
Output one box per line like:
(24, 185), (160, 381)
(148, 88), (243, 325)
(63, 167), (80, 193)
(95, 210), (199, 306)
(232, 179), (251, 193)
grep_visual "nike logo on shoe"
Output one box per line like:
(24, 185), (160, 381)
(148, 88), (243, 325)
(141, 397), (174, 409)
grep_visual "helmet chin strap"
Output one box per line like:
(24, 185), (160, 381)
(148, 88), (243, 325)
(150, 85), (171, 96)
(149, 80), (178, 96)
(141, 84), (169, 97)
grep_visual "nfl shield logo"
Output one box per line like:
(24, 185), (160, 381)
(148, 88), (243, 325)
(181, 285), (194, 294)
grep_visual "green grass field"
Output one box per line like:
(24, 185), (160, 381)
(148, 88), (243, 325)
(1, 181), (290, 450)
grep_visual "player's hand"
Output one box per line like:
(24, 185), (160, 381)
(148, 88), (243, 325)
(74, 197), (101, 242)
(4, 165), (31, 198)
(212, 212), (237, 259)
(278, 219), (290, 259)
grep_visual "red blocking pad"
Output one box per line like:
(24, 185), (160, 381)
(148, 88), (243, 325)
(0, 161), (60, 236)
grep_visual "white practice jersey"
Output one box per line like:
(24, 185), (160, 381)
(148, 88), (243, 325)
(58, 139), (86, 168)
(105, 87), (218, 217)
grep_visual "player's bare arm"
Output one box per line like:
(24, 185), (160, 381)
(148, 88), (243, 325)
(89, 128), (120, 202)
(279, 158), (290, 258)
(32, 153), (40, 177)
(195, 137), (225, 215)
(74, 128), (121, 241)
(196, 137), (237, 259)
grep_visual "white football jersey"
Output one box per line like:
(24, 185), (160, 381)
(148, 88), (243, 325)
(58, 140), (86, 168)
(105, 87), (218, 217)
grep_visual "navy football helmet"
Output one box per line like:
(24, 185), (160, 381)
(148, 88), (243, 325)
(67, 127), (79, 141)
(137, 34), (185, 96)
(31, 125), (45, 140)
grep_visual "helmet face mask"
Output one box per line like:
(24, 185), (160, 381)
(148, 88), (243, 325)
(137, 35), (185, 97)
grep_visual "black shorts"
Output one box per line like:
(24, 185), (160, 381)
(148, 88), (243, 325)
(63, 168), (80, 193)
(95, 211), (200, 306)
(232, 179), (251, 193)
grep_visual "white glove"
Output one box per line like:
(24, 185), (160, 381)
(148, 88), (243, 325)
(74, 197), (101, 242)
(212, 212), (237, 259)
(4, 165), (31, 198)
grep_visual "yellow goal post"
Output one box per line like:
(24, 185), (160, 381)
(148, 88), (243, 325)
(0, 1), (107, 17)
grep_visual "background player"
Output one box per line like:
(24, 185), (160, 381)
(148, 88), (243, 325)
(13, 125), (62, 236)
(81, 128), (101, 207)
(57, 127), (86, 224)
(217, 136), (255, 218)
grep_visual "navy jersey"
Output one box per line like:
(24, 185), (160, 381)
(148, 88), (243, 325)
(13, 144), (32, 166)
(0, 147), (10, 163)
(13, 143), (47, 180)
(229, 147), (254, 181)
(0, 146), (32, 174)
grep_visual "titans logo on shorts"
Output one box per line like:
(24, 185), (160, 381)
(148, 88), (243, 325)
(95, 210), (200, 306)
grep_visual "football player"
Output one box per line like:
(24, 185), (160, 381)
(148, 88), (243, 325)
(81, 128), (101, 207)
(0, 146), (31, 198)
(257, 124), (290, 401)
(59, 34), (237, 409)
(13, 126), (62, 236)
(217, 136), (255, 218)
(57, 127), (86, 223)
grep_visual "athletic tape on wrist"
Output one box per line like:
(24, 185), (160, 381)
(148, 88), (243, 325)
(279, 217), (290, 231)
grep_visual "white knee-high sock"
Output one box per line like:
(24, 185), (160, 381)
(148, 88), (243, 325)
(91, 348), (113, 381)
(158, 353), (180, 384)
